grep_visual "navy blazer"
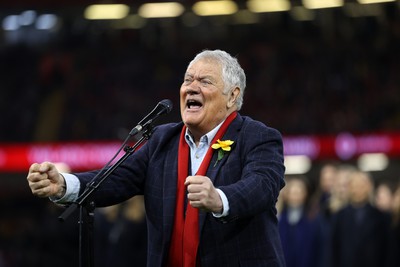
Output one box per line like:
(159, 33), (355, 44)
(331, 203), (392, 267)
(76, 113), (286, 267)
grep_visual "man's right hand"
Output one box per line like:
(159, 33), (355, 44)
(27, 162), (66, 198)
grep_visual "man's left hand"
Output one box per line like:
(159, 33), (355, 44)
(185, 175), (223, 213)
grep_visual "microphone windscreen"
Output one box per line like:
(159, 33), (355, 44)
(160, 99), (173, 113)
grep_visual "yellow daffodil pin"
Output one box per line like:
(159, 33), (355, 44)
(211, 139), (234, 167)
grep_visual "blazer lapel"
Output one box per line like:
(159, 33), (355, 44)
(207, 114), (242, 183)
(198, 114), (243, 233)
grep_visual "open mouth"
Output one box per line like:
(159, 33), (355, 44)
(186, 99), (203, 110)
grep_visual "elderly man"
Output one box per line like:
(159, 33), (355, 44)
(27, 49), (286, 267)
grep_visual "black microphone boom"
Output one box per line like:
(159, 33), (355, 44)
(129, 99), (173, 136)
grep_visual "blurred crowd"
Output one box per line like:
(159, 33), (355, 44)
(278, 163), (400, 267)
(0, 190), (147, 267)
(0, 5), (399, 142)
(2, 162), (400, 267)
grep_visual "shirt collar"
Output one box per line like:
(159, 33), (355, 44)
(185, 120), (224, 148)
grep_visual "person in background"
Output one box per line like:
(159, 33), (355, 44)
(94, 196), (147, 267)
(309, 163), (340, 267)
(309, 163), (338, 217)
(26, 49), (286, 267)
(374, 181), (395, 214)
(386, 182), (400, 267)
(331, 170), (391, 267)
(328, 164), (357, 214)
(278, 175), (318, 267)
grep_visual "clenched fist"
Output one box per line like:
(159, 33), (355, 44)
(27, 162), (66, 198)
(184, 175), (223, 213)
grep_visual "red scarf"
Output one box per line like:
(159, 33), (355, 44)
(167, 111), (237, 267)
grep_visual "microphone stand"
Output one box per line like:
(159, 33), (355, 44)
(58, 125), (155, 267)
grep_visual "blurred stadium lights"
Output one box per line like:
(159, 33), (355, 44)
(35, 14), (58, 30)
(1, 1), (399, 44)
(3, 10), (37, 31)
(2, 15), (20, 31)
(192, 0), (238, 16)
(302, 0), (344, 9)
(284, 152), (391, 175)
(247, 0), (291, 13)
(284, 155), (312, 175)
(2, 1), (399, 31)
(358, 0), (395, 3)
(2, 10), (58, 32)
(138, 2), (185, 18)
(357, 153), (389, 172)
(18, 10), (36, 26)
(84, 4), (130, 20)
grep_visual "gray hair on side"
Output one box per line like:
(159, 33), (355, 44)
(188, 49), (246, 110)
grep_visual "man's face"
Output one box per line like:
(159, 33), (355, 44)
(285, 179), (307, 208)
(180, 58), (235, 139)
(349, 172), (372, 205)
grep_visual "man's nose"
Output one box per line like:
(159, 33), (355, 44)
(185, 83), (200, 94)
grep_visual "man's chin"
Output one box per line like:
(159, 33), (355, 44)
(182, 112), (202, 124)
(183, 119), (198, 128)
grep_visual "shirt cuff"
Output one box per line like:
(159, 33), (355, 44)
(49, 173), (81, 204)
(212, 188), (230, 218)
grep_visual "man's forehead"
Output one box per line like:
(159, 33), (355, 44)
(185, 60), (222, 76)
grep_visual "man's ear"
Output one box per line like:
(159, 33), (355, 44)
(227, 87), (240, 109)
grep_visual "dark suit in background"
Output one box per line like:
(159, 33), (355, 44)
(331, 203), (391, 267)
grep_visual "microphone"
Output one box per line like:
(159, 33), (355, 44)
(129, 99), (173, 136)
